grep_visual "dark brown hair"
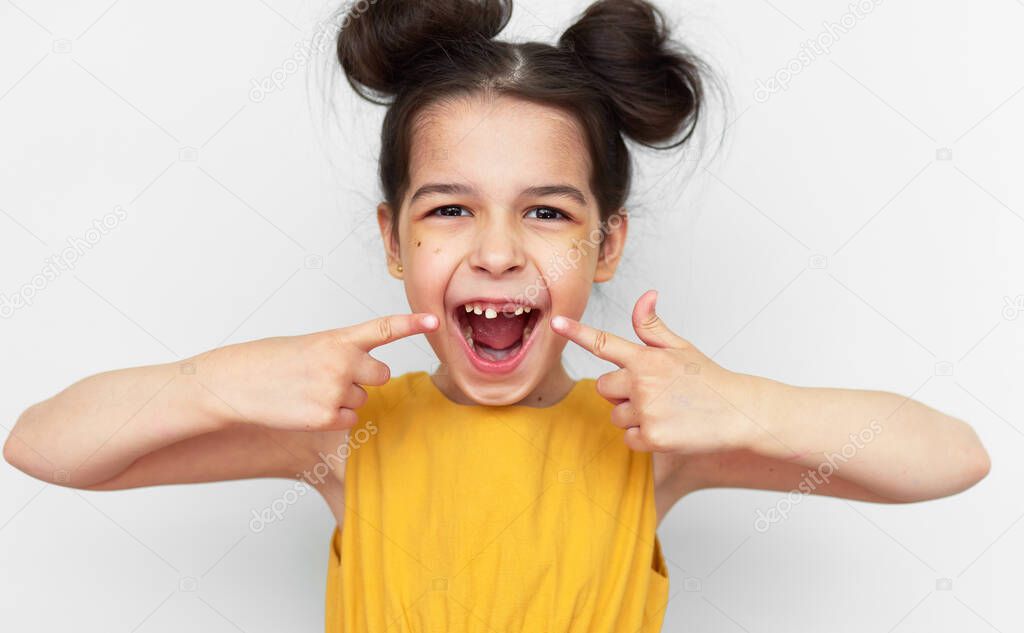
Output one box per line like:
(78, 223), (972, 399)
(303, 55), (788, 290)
(336, 0), (708, 223)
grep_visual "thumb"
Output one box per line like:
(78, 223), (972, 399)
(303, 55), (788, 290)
(631, 290), (687, 349)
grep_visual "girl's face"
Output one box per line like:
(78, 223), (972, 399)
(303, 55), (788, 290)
(378, 94), (627, 406)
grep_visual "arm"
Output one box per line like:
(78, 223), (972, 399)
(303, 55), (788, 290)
(4, 313), (438, 491)
(684, 376), (991, 503)
(3, 355), (309, 490)
(553, 291), (991, 505)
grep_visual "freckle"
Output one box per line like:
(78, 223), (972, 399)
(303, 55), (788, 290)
(416, 241), (422, 247)
(434, 248), (441, 254)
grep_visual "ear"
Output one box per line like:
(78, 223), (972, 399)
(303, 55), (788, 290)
(377, 203), (404, 280)
(594, 210), (628, 283)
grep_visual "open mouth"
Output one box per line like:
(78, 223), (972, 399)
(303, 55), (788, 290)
(452, 300), (542, 374)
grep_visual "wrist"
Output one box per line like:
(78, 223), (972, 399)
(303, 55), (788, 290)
(177, 349), (241, 430)
(735, 373), (798, 459)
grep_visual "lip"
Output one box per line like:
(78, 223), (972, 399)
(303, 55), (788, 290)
(448, 297), (544, 375)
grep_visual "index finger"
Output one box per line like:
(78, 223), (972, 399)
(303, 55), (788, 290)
(550, 315), (642, 367)
(344, 313), (439, 350)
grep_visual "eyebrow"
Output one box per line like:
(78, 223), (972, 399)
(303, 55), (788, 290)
(409, 183), (475, 202)
(522, 185), (588, 206)
(409, 183), (589, 206)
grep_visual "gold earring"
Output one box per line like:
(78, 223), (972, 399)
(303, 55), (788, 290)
(396, 263), (404, 273)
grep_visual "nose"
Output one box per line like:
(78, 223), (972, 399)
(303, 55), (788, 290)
(468, 214), (526, 277)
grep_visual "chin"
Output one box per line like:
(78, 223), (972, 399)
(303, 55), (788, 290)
(449, 373), (540, 406)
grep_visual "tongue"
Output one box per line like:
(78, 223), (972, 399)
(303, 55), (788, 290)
(467, 313), (526, 349)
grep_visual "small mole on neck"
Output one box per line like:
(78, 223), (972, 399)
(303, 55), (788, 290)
(416, 241), (421, 247)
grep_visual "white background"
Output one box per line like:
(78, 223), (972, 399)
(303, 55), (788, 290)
(1, 0), (1021, 631)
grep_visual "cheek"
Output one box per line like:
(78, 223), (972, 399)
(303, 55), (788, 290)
(533, 220), (604, 270)
(524, 229), (601, 316)
(402, 236), (464, 307)
(546, 272), (593, 320)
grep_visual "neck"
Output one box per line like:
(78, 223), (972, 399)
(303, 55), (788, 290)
(430, 362), (577, 407)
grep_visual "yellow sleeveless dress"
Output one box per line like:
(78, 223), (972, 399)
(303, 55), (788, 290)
(324, 371), (669, 632)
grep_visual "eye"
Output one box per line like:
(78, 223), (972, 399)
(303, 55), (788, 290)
(430, 205), (472, 218)
(525, 207), (568, 221)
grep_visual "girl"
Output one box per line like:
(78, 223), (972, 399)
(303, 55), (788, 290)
(4, 0), (990, 631)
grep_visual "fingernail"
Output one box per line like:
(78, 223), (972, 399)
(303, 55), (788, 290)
(551, 316), (567, 330)
(423, 314), (438, 329)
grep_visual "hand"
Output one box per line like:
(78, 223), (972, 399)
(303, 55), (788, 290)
(194, 313), (438, 431)
(551, 291), (754, 454)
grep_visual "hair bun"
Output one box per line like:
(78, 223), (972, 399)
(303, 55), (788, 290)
(558, 0), (705, 148)
(338, 0), (513, 102)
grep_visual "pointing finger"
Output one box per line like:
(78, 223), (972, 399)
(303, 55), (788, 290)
(550, 315), (642, 368)
(344, 313), (438, 351)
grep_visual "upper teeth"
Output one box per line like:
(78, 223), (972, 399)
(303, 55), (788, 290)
(461, 302), (533, 318)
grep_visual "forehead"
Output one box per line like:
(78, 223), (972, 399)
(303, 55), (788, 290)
(406, 94), (592, 200)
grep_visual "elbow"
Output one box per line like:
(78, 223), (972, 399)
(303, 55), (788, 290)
(6, 409), (119, 490)
(4, 406), (72, 486)
(2, 431), (46, 483)
(1, 431), (50, 484)
(2, 432), (18, 469)
(958, 417), (991, 491)
(897, 425), (991, 503)
(964, 440), (991, 489)
(941, 426), (991, 498)
(3, 414), (31, 474)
